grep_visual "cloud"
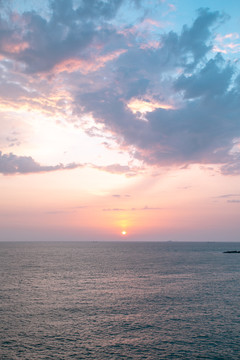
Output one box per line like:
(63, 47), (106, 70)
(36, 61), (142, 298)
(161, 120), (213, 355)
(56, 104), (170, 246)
(220, 154), (240, 175)
(91, 163), (143, 177)
(112, 194), (131, 197)
(44, 210), (76, 215)
(3, 4), (221, 75)
(216, 194), (240, 199)
(174, 54), (234, 99)
(0, 0), (129, 74)
(213, 33), (240, 54)
(0, 149), (147, 179)
(44, 205), (88, 214)
(127, 98), (175, 115)
(0, 152), (140, 177)
(0, 4), (240, 176)
(102, 208), (125, 211)
(168, 4), (176, 12)
(52, 49), (126, 75)
(214, 194), (240, 203)
(0, 151), (80, 175)
(139, 205), (162, 210)
(102, 205), (163, 211)
(74, 9), (240, 174)
(177, 8), (225, 67)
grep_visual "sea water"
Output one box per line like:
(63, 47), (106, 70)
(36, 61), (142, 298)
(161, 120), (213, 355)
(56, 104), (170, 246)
(1, 241), (240, 359)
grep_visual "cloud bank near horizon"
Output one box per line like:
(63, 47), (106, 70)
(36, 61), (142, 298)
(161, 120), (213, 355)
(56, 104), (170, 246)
(0, 151), (141, 176)
(0, 151), (79, 175)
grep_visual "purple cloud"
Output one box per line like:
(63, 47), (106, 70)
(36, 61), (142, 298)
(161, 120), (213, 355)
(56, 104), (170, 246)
(74, 9), (240, 174)
(0, 4), (239, 175)
(0, 151), (141, 177)
(0, 151), (80, 175)
(0, 0), (130, 74)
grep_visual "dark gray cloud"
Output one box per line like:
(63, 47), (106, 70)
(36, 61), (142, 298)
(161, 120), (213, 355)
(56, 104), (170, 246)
(178, 8), (226, 68)
(112, 8), (225, 82)
(74, 0), (125, 21)
(18, 10), (96, 73)
(174, 54), (234, 99)
(0, 151), (80, 174)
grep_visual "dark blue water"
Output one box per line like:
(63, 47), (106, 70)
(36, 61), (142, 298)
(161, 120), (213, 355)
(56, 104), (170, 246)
(1, 241), (240, 359)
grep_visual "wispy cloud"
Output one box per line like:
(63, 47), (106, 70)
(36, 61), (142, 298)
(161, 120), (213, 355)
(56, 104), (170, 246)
(213, 33), (240, 54)
(102, 205), (163, 211)
(112, 194), (131, 198)
(214, 194), (240, 203)
(44, 210), (76, 215)
(215, 194), (240, 199)
(91, 163), (144, 177)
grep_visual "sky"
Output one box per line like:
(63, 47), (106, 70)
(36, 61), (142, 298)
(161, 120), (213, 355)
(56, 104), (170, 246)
(0, 0), (240, 242)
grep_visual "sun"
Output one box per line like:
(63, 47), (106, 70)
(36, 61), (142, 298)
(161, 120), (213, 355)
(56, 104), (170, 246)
(121, 230), (127, 236)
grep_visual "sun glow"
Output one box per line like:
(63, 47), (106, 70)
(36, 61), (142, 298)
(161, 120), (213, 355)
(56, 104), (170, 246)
(127, 98), (174, 114)
(121, 230), (127, 236)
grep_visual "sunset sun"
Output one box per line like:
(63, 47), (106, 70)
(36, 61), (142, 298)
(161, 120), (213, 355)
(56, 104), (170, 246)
(121, 231), (127, 236)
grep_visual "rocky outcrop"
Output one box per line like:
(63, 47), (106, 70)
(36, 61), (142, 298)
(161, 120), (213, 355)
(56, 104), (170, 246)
(223, 250), (240, 253)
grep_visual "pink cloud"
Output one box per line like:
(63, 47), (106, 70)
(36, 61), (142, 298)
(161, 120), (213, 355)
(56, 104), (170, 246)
(213, 33), (240, 54)
(168, 4), (176, 12)
(3, 41), (29, 54)
(91, 163), (144, 177)
(140, 41), (162, 49)
(52, 49), (126, 75)
(118, 18), (165, 38)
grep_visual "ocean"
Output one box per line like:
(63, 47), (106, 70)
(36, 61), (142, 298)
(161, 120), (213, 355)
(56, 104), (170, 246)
(1, 241), (240, 359)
